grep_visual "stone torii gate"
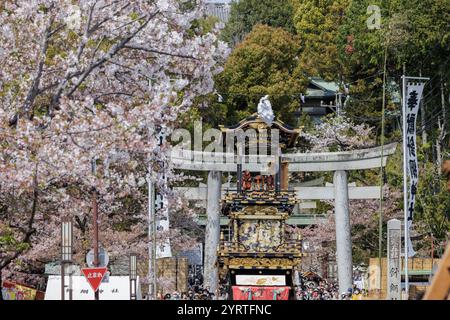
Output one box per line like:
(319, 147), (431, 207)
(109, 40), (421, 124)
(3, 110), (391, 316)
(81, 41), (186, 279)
(171, 142), (397, 294)
(176, 183), (384, 227)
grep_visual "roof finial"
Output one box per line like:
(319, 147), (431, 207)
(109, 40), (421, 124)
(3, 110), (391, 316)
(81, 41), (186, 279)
(257, 95), (274, 126)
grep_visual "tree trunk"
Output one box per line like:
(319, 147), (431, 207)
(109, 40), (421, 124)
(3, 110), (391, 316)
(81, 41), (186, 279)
(0, 268), (3, 300)
(420, 99), (427, 144)
(0, 164), (39, 297)
(441, 74), (447, 123)
(437, 117), (444, 171)
(420, 70), (427, 147)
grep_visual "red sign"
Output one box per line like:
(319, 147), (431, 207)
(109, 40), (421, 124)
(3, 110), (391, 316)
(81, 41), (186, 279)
(232, 286), (290, 300)
(81, 267), (108, 292)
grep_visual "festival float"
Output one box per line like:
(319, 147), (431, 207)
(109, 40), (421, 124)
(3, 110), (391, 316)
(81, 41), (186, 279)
(217, 98), (303, 300)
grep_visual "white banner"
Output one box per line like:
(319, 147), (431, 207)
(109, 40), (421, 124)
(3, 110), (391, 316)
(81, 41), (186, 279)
(405, 82), (425, 257)
(156, 193), (172, 259)
(153, 127), (172, 259)
(235, 275), (286, 286)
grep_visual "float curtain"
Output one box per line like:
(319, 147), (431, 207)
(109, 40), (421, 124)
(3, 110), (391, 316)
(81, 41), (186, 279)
(232, 286), (289, 300)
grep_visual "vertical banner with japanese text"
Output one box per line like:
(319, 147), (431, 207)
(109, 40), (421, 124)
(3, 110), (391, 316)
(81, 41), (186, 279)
(387, 219), (401, 300)
(154, 126), (172, 259)
(156, 192), (172, 259)
(405, 82), (425, 257)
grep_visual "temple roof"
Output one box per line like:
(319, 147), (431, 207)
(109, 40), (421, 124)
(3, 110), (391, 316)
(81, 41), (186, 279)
(219, 113), (301, 148)
(306, 77), (341, 99)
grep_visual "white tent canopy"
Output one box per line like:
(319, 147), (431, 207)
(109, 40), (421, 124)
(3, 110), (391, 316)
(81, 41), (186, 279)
(45, 276), (142, 300)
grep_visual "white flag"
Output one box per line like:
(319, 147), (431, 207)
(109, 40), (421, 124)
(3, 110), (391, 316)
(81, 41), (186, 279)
(404, 82), (425, 257)
(156, 195), (172, 259)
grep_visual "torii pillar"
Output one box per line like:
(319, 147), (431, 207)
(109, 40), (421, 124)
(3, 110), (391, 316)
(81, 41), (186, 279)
(171, 143), (398, 295)
(334, 170), (353, 293)
(204, 170), (222, 296)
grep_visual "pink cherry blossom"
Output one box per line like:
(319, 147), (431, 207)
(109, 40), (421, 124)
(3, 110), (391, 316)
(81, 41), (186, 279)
(0, 0), (229, 288)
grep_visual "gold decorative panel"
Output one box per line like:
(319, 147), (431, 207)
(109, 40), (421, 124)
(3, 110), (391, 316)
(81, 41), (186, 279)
(238, 219), (282, 251)
(228, 258), (298, 268)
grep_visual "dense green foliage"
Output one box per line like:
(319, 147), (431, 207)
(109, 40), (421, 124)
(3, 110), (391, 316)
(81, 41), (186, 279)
(292, 0), (349, 79)
(206, 0), (450, 260)
(216, 24), (306, 126)
(221, 0), (296, 45)
(334, 0), (450, 134)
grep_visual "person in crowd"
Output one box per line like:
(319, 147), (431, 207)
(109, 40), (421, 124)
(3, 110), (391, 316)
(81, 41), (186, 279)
(351, 288), (362, 300)
(160, 267), (359, 300)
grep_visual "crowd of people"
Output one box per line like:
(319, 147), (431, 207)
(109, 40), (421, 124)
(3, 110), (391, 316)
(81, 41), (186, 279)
(157, 287), (215, 300)
(156, 266), (217, 300)
(156, 282), (229, 300)
(294, 283), (367, 300)
(158, 284), (367, 300)
(294, 280), (339, 300)
(294, 272), (368, 300)
(157, 267), (367, 300)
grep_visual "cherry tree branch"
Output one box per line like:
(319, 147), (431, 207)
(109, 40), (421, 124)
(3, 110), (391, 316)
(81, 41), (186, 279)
(65, 12), (158, 98)
(123, 44), (199, 60)
(0, 164), (39, 270)
(19, 15), (55, 121)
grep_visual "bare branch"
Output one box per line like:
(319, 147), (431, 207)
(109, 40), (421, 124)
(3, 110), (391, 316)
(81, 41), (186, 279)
(123, 44), (199, 60)
(20, 15), (55, 120)
(93, 91), (134, 104)
(68, 133), (90, 151)
(66, 12), (158, 98)
(67, 123), (114, 135)
(89, 2), (131, 34)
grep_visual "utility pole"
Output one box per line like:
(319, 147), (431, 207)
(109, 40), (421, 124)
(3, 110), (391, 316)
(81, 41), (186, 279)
(61, 217), (73, 301)
(401, 73), (409, 298)
(437, 117), (444, 169)
(437, 74), (447, 170)
(419, 70), (427, 146)
(431, 233), (434, 262)
(441, 73), (447, 124)
(336, 92), (340, 116)
(129, 254), (138, 300)
(92, 187), (100, 300)
(146, 125), (169, 300)
(378, 45), (388, 298)
(147, 174), (157, 299)
(61, 257), (65, 300)
(91, 159), (100, 300)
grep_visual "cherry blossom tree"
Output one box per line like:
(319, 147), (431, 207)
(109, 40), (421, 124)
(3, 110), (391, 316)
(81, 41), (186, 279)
(299, 113), (374, 152)
(0, 0), (228, 289)
(293, 114), (399, 273)
(294, 187), (402, 272)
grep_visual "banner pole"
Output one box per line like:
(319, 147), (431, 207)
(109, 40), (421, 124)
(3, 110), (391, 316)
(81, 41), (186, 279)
(401, 75), (409, 298)
(147, 174), (156, 300)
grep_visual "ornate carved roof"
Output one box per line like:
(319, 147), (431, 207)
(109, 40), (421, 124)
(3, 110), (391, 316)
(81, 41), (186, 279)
(219, 113), (301, 149)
